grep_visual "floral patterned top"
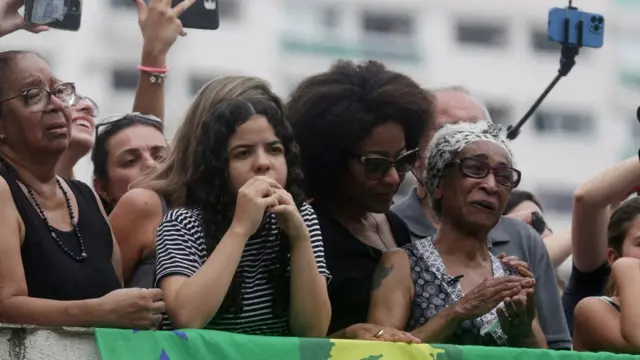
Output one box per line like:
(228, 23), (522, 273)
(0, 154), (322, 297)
(403, 237), (518, 346)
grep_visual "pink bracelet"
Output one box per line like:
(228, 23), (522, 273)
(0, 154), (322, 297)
(136, 65), (169, 74)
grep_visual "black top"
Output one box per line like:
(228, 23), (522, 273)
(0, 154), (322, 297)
(562, 263), (611, 336)
(128, 195), (169, 289)
(312, 203), (412, 334)
(1, 168), (120, 301)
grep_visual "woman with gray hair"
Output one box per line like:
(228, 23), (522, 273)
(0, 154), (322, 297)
(367, 121), (547, 348)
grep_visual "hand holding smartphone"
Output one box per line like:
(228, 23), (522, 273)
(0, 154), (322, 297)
(24, 0), (82, 32)
(0, 0), (48, 37)
(172, 0), (219, 30)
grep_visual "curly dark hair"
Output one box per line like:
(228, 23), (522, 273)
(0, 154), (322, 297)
(287, 60), (435, 201)
(184, 96), (304, 315)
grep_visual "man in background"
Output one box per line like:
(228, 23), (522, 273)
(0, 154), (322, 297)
(392, 86), (489, 203)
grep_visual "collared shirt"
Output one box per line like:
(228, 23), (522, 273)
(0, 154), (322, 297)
(392, 187), (572, 350)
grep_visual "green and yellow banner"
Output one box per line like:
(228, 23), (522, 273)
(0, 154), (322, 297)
(95, 328), (635, 360)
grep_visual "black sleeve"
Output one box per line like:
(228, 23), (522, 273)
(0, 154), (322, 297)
(387, 211), (412, 247)
(561, 262), (611, 336)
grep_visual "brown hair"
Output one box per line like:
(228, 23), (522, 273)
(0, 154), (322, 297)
(132, 76), (283, 206)
(604, 197), (640, 296)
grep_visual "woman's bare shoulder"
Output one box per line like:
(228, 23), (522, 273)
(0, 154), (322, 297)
(110, 188), (164, 220)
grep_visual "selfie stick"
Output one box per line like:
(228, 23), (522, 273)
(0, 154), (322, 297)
(506, 0), (581, 140)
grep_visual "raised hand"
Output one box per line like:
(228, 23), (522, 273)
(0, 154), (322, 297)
(99, 288), (166, 330)
(134, 0), (195, 56)
(0, 0), (48, 37)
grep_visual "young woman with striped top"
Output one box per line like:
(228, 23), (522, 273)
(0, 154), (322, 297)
(154, 95), (331, 337)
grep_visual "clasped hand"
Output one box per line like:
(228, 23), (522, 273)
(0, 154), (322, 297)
(100, 288), (166, 330)
(452, 276), (535, 321)
(232, 176), (308, 241)
(451, 258), (536, 342)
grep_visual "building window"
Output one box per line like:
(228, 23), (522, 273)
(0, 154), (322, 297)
(619, 71), (640, 90)
(456, 21), (507, 47)
(533, 110), (594, 135)
(219, 0), (241, 20)
(359, 11), (418, 62)
(536, 187), (574, 213)
(188, 74), (217, 96)
(110, 0), (134, 8)
(362, 12), (414, 36)
(322, 7), (339, 29)
(111, 68), (138, 91)
(281, 2), (340, 37)
(530, 28), (560, 53)
(485, 102), (512, 125)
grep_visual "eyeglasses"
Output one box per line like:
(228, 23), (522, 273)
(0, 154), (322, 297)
(354, 148), (419, 181)
(0, 82), (77, 112)
(75, 95), (100, 118)
(95, 112), (162, 136)
(446, 157), (521, 188)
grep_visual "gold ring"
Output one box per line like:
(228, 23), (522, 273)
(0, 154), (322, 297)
(373, 329), (384, 338)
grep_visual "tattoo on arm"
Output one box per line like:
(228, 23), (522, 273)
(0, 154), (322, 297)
(371, 263), (394, 291)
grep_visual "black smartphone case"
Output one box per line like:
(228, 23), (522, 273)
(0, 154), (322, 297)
(173, 0), (220, 30)
(530, 211), (547, 235)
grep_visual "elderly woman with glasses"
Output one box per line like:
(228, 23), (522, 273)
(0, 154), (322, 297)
(368, 121), (547, 348)
(0, 50), (165, 328)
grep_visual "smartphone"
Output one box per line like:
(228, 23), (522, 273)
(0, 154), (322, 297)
(172, 0), (219, 30)
(548, 7), (604, 48)
(24, 0), (82, 32)
(530, 211), (547, 236)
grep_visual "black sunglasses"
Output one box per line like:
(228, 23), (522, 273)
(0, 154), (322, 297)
(354, 148), (419, 181)
(95, 112), (163, 136)
(446, 157), (521, 188)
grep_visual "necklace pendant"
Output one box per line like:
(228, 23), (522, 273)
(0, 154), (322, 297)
(81, 252), (87, 259)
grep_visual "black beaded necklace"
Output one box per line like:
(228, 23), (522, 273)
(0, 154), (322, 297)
(0, 157), (87, 262)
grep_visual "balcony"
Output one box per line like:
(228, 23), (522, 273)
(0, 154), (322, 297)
(0, 324), (98, 360)
(4, 323), (640, 360)
(280, 35), (422, 64)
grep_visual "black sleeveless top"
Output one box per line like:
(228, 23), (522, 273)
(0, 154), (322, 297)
(1, 168), (121, 300)
(312, 203), (412, 334)
(128, 195), (168, 289)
